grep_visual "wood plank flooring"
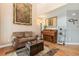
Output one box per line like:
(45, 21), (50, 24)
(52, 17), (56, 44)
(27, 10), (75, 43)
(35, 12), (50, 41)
(0, 41), (79, 56)
(44, 41), (79, 56)
(0, 46), (14, 56)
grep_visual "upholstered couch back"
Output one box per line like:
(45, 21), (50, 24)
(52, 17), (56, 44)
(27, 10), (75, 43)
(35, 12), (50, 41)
(13, 31), (33, 38)
(12, 31), (36, 49)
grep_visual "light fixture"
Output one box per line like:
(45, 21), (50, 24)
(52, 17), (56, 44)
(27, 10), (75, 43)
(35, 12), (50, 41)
(68, 18), (78, 24)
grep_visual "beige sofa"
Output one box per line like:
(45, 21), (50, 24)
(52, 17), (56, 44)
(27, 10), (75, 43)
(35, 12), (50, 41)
(12, 31), (36, 49)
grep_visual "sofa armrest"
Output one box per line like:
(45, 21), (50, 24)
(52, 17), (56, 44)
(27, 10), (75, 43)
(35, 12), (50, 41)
(12, 37), (19, 48)
(12, 38), (16, 46)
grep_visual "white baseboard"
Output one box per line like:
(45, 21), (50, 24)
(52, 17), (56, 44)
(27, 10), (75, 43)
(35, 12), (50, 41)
(65, 43), (79, 45)
(0, 43), (12, 48)
(57, 42), (63, 44)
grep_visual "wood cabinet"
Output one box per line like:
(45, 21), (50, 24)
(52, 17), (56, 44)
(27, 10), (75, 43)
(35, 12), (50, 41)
(42, 29), (57, 43)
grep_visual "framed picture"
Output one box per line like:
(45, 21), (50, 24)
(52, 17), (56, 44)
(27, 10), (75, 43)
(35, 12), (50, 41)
(13, 3), (32, 25)
(48, 16), (57, 27)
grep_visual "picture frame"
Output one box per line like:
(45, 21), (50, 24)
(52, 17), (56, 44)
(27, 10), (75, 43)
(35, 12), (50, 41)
(13, 3), (32, 25)
(48, 16), (57, 27)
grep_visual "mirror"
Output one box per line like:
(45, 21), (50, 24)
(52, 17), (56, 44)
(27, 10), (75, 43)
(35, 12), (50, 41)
(47, 16), (57, 28)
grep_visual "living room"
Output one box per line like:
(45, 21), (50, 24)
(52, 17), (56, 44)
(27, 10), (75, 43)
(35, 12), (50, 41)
(0, 3), (79, 56)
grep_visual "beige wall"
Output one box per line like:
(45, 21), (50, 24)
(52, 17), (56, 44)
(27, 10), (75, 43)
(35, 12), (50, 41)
(0, 3), (40, 45)
(0, 4), (1, 45)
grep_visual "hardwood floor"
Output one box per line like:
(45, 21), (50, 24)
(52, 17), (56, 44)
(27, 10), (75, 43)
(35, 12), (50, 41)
(44, 41), (79, 56)
(0, 46), (14, 56)
(0, 41), (79, 56)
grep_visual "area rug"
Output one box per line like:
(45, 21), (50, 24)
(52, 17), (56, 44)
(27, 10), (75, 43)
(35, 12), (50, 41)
(6, 46), (59, 56)
(43, 48), (59, 56)
(16, 46), (50, 56)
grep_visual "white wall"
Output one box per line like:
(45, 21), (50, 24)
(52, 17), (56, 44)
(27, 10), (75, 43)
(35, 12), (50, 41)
(66, 4), (79, 44)
(46, 6), (67, 28)
(0, 3), (39, 45)
(1, 3), (79, 45)
(45, 3), (79, 44)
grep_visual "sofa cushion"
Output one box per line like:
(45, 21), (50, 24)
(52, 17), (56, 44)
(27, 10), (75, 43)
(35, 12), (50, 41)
(25, 32), (33, 37)
(27, 37), (35, 41)
(13, 32), (24, 38)
(18, 38), (28, 43)
(18, 37), (35, 43)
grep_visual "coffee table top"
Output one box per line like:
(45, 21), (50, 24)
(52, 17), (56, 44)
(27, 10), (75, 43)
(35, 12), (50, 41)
(25, 40), (43, 46)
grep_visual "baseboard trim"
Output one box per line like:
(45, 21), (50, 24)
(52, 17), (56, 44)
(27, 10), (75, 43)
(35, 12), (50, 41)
(0, 43), (12, 48)
(65, 43), (79, 45)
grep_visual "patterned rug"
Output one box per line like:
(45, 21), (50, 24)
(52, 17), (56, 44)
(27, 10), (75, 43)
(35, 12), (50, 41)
(6, 46), (59, 56)
(43, 48), (59, 56)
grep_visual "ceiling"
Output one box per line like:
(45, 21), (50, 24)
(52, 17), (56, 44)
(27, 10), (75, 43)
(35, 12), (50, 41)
(36, 3), (67, 16)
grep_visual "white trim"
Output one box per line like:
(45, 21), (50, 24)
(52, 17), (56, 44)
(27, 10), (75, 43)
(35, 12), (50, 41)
(65, 43), (79, 45)
(0, 43), (12, 48)
(57, 42), (63, 44)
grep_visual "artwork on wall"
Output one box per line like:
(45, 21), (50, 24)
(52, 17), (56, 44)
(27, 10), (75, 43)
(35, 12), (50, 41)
(47, 16), (57, 27)
(13, 3), (32, 25)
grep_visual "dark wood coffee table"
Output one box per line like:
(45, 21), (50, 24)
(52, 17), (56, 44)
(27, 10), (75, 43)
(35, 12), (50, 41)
(26, 40), (44, 56)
